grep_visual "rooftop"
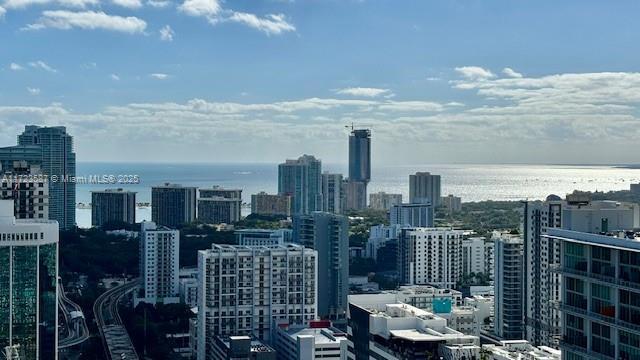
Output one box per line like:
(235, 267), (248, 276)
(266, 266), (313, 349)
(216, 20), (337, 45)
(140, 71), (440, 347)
(283, 326), (347, 344)
(546, 228), (640, 252)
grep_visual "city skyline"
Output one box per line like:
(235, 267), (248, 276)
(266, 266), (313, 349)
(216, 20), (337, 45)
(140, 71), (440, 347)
(2, 1), (640, 164)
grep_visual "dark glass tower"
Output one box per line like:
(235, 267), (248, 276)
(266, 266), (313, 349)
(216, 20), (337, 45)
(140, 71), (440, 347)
(348, 129), (371, 183)
(0, 200), (59, 360)
(347, 129), (371, 210)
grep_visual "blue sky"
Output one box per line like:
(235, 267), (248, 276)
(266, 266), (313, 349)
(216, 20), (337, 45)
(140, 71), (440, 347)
(2, 0), (640, 164)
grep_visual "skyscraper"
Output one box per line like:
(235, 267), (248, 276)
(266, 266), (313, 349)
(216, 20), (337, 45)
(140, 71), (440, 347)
(138, 221), (180, 305)
(321, 172), (343, 214)
(7, 126), (76, 229)
(409, 172), (441, 206)
(91, 188), (136, 227)
(293, 212), (349, 323)
(278, 155), (322, 215)
(151, 183), (197, 228)
(0, 200), (59, 360)
(348, 129), (371, 183)
(494, 232), (524, 340)
(347, 128), (371, 211)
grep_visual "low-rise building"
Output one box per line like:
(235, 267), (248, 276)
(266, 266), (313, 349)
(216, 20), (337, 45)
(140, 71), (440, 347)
(482, 340), (561, 360)
(274, 323), (348, 360)
(347, 297), (480, 360)
(211, 336), (276, 360)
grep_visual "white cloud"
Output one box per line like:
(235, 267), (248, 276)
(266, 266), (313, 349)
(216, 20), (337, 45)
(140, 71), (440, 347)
(28, 60), (57, 73)
(110, 73), (120, 80)
(112, 0), (143, 8)
(335, 87), (392, 98)
(177, 0), (295, 36)
(178, 0), (220, 17)
(159, 24), (174, 41)
(227, 12), (295, 35)
(149, 73), (169, 79)
(9, 63), (24, 71)
(502, 67), (523, 78)
(3, 0), (98, 9)
(147, 0), (170, 7)
(26, 87), (41, 95)
(455, 66), (495, 80)
(0, 6), (6, 17)
(25, 10), (147, 33)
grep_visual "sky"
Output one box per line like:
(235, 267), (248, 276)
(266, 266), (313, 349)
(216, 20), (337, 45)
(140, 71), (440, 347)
(1, 0), (640, 165)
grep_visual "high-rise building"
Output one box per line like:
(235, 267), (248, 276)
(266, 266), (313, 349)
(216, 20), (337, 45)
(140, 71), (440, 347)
(348, 129), (371, 183)
(151, 183), (197, 228)
(278, 155), (322, 215)
(347, 297), (480, 360)
(494, 232), (524, 340)
(346, 128), (371, 212)
(3, 126), (77, 229)
(138, 221), (180, 305)
(462, 236), (494, 278)
(197, 244), (318, 359)
(198, 187), (242, 224)
(397, 227), (464, 289)
(369, 192), (402, 211)
(0, 161), (49, 220)
(522, 196), (639, 347)
(321, 173), (343, 214)
(293, 212), (349, 323)
(250, 192), (292, 217)
(91, 188), (136, 227)
(344, 180), (367, 211)
(0, 200), (59, 360)
(441, 194), (462, 213)
(389, 203), (434, 227)
(409, 172), (441, 206)
(548, 228), (640, 360)
(235, 228), (292, 246)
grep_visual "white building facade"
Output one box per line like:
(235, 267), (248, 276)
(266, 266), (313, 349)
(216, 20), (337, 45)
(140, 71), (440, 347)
(138, 221), (180, 305)
(197, 244), (318, 360)
(398, 228), (465, 289)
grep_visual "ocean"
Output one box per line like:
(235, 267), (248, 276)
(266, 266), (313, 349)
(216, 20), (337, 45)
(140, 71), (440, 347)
(74, 162), (640, 228)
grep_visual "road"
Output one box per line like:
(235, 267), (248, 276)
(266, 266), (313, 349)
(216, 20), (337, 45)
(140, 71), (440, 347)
(93, 279), (141, 360)
(58, 281), (90, 349)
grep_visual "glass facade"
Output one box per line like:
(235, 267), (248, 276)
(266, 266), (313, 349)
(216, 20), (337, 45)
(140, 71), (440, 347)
(0, 242), (58, 360)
